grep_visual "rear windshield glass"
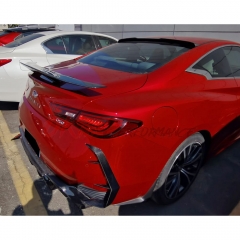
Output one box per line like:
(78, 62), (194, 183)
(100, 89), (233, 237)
(4, 34), (44, 48)
(0, 31), (9, 37)
(79, 42), (192, 73)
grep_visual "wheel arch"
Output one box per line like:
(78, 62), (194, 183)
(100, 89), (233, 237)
(152, 131), (209, 194)
(198, 129), (211, 155)
(151, 131), (207, 204)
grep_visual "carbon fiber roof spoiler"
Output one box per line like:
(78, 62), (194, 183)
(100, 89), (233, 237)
(118, 38), (196, 48)
(21, 62), (106, 89)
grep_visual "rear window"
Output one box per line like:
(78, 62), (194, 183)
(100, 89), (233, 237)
(0, 31), (9, 37)
(15, 31), (41, 40)
(4, 34), (44, 48)
(79, 42), (192, 73)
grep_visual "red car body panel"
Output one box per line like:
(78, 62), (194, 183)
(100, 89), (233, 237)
(19, 37), (240, 206)
(0, 32), (20, 46)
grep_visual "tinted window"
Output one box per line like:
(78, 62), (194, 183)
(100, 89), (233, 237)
(43, 37), (66, 54)
(15, 32), (35, 40)
(4, 34), (44, 48)
(79, 42), (191, 74)
(0, 31), (9, 37)
(192, 46), (240, 78)
(97, 36), (116, 47)
(15, 34), (23, 40)
(224, 47), (240, 77)
(62, 35), (95, 55)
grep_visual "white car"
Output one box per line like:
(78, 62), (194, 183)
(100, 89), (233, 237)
(0, 31), (117, 102)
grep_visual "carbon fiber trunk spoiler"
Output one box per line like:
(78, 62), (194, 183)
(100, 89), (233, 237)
(21, 62), (106, 89)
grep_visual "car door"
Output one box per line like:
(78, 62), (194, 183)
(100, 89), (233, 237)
(190, 46), (240, 153)
(43, 34), (97, 65)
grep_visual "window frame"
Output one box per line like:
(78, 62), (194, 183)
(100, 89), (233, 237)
(92, 35), (102, 49)
(186, 44), (240, 80)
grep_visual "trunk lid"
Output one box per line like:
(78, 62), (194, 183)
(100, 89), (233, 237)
(24, 59), (147, 117)
(0, 46), (15, 54)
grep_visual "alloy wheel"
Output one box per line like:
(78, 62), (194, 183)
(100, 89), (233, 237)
(164, 142), (203, 199)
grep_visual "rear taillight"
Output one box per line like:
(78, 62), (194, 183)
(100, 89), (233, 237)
(49, 102), (79, 128)
(0, 59), (12, 67)
(50, 102), (142, 138)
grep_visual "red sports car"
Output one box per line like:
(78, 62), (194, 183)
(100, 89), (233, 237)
(0, 31), (20, 46)
(19, 36), (240, 208)
(0, 26), (55, 46)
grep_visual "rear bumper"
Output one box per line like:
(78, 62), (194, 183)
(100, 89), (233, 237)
(20, 126), (119, 208)
(0, 63), (27, 102)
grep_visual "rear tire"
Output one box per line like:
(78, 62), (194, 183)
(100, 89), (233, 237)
(152, 132), (206, 205)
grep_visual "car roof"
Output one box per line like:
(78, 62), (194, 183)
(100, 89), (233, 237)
(3, 27), (56, 33)
(38, 31), (118, 40)
(118, 36), (237, 46)
(1, 30), (118, 51)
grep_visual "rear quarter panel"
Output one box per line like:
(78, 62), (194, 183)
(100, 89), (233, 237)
(81, 43), (240, 202)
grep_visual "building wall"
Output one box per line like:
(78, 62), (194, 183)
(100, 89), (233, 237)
(81, 24), (240, 42)
(0, 24), (8, 31)
(56, 24), (75, 31)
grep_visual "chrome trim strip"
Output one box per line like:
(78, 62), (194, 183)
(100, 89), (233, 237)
(21, 62), (106, 88)
(185, 44), (240, 80)
(186, 68), (213, 80)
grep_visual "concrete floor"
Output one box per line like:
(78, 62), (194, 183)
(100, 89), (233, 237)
(1, 102), (240, 215)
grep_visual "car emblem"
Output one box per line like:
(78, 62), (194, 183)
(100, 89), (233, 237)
(32, 90), (38, 98)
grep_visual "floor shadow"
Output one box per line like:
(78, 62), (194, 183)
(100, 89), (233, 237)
(12, 178), (83, 216)
(119, 139), (240, 215)
(0, 101), (19, 110)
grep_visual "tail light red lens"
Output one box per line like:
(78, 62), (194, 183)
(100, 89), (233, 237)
(50, 102), (142, 138)
(77, 114), (112, 131)
(75, 112), (125, 137)
(0, 59), (12, 67)
(49, 102), (79, 128)
(50, 102), (78, 121)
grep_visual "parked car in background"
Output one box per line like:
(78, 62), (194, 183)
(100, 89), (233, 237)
(0, 31), (117, 102)
(0, 26), (55, 46)
(19, 36), (240, 208)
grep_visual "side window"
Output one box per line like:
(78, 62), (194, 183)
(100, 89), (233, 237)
(224, 47), (240, 77)
(43, 37), (66, 54)
(62, 35), (96, 55)
(192, 47), (237, 78)
(97, 36), (117, 47)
